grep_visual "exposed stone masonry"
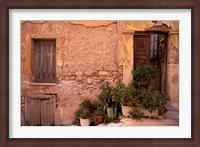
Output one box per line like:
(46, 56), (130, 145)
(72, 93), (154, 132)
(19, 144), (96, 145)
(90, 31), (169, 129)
(21, 21), (179, 125)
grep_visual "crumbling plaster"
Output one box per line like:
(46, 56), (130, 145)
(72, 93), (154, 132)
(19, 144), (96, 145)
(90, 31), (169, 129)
(21, 20), (179, 125)
(122, 21), (179, 103)
(21, 21), (124, 125)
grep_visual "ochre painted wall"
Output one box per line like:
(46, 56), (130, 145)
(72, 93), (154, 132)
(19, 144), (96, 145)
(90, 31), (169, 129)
(121, 21), (179, 104)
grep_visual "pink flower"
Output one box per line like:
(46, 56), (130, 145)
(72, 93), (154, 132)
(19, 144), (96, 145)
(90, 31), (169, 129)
(137, 99), (141, 104)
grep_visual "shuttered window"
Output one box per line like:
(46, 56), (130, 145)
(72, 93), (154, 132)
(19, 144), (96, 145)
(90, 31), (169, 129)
(32, 39), (56, 83)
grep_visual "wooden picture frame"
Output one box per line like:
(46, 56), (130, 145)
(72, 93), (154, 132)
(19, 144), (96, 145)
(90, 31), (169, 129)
(0, 0), (199, 146)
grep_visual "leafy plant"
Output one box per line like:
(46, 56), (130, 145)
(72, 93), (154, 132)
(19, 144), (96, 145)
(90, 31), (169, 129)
(137, 89), (167, 115)
(73, 100), (95, 125)
(114, 82), (136, 106)
(79, 111), (92, 119)
(103, 115), (120, 124)
(95, 105), (104, 116)
(129, 108), (144, 121)
(99, 82), (118, 108)
(132, 65), (159, 90)
(132, 65), (167, 116)
(79, 99), (95, 112)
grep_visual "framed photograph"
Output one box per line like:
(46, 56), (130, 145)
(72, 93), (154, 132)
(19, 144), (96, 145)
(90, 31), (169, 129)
(0, 0), (199, 146)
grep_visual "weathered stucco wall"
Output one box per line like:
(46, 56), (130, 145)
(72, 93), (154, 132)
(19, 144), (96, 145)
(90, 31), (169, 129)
(21, 20), (179, 125)
(21, 21), (123, 125)
(167, 33), (179, 103)
(121, 21), (179, 103)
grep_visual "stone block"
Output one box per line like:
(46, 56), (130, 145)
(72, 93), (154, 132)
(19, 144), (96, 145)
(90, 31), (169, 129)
(98, 71), (108, 76)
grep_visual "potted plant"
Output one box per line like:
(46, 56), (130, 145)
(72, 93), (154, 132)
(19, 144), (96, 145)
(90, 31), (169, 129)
(113, 81), (133, 117)
(94, 104), (104, 125)
(74, 99), (95, 126)
(79, 110), (92, 126)
(136, 89), (167, 117)
(79, 99), (95, 112)
(99, 82), (118, 118)
(132, 65), (167, 117)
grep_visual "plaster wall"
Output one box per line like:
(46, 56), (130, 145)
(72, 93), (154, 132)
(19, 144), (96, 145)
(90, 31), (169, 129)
(21, 21), (123, 125)
(121, 21), (179, 103)
(21, 20), (179, 125)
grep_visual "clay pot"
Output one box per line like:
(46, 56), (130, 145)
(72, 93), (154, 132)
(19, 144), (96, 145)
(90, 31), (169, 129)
(95, 115), (104, 125)
(80, 118), (90, 126)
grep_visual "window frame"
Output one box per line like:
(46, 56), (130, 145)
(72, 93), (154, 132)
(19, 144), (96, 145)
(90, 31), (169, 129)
(31, 38), (56, 83)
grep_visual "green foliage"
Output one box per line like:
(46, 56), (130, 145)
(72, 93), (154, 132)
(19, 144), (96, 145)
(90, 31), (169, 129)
(73, 100), (95, 125)
(103, 115), (120, 124)
(132, 65), (167, 116)
(113, 82), (132, 106)
(79, 100), (95, 111)
(132, 65), (159, 90)
(99, 82), (118, 108)
(129, 108), (144, 121)
(95, 105), (104, 116)
(79, 111), (92, 119)
(137, 89), (167, 115)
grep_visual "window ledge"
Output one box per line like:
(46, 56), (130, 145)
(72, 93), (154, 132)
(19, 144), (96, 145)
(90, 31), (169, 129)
(29, 83), (57, 86)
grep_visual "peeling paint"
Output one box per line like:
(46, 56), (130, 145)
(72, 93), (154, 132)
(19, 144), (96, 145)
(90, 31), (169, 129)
(68, 21), (117, 28)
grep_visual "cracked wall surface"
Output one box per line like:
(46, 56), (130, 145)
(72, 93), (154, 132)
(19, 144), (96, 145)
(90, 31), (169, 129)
(21, 21), (179, 125)
(21, 21), (123, 125)
(167, 33), (179, 103)
(123, 21), (179, 103)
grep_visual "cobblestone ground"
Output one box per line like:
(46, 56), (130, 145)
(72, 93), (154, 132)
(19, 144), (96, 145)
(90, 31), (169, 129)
(98, 102), (179, 126)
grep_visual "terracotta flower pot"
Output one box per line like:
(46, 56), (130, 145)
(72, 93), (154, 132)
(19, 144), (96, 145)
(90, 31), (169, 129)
(80, 118), (90, 126)
(95, 115), (104, 125)
(121, 104), (132, 117)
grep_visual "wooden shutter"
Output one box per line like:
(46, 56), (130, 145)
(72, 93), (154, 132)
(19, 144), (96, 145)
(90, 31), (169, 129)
(134, 34), (150, 66)
(32, 39), (56, 83)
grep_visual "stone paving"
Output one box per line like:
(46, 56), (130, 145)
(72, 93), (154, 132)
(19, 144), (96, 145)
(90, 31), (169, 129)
(98, 102), (179, 126)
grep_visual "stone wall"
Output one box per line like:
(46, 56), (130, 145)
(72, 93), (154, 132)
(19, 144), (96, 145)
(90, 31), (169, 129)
(21, 21), (124, 125)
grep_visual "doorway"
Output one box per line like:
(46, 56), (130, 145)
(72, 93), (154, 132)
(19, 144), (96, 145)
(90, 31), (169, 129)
(134, 31), (167, 94)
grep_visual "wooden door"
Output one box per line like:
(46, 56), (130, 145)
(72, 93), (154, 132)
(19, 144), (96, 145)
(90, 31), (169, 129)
(134, 33), (167, 93)
(25, 95), (56, 126)
(134, 34), (150, 66)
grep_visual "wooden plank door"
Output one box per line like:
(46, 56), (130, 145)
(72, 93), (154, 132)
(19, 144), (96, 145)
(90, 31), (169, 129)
(133, 33), (167, 94)
(25, 97), (56, 126)
(134, 34), (150, 66)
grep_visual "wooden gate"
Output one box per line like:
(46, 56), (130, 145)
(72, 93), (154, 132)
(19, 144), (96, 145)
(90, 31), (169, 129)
(25, 95), (56, 126)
